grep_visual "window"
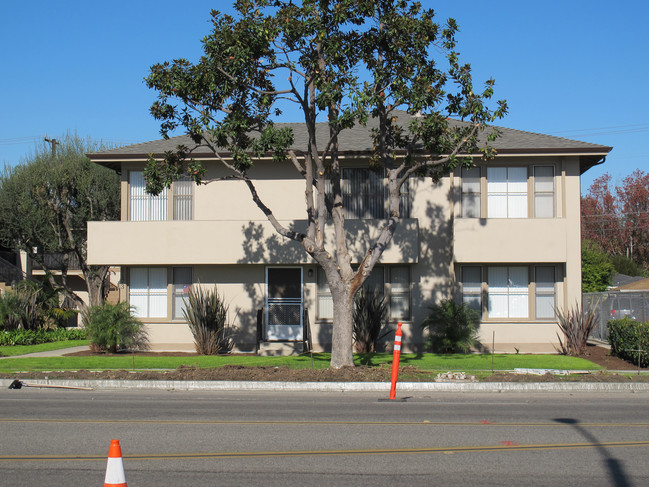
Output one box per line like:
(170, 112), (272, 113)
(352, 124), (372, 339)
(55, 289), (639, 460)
(461, 167), (481, 218)
(172, 267), (192, 319)
(463, 165), (556, 219)
(327, 168), (410, 220)
(342, 168), (384, 219)
(389, 266), (410, 319)
(129, 267), (193, 320)
(487, 167), (527, 218)
(173, 178), (194, 220)
(316, 266), (410, 320)
(461, 266), (482, 312)
(129, 171), (168, 221)
(488, 266), (529, 318)
(533, 166), (555, 218)
(316, 269), (334, 320)
(461, 264), (559, 320)
(129, 267), (167, 318)
(535, 266), (556, 319)
(129, 171), (193, 221)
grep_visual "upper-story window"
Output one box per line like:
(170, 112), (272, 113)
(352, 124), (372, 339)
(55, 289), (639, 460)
(487, 167), (528, 218)
(129, 171), (167, 221)
(460, 165), (555, 219)
(129, 171), (193, 221)
(533, 166), (555, 218)
(461, 167), (481, 218)
(329, 168), (410, 220)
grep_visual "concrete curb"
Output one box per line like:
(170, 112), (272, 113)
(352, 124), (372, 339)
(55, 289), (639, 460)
(3, 378), (649, 393)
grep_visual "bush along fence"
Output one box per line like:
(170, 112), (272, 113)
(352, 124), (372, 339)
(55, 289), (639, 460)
(0, 327), (87, 346)
(585, 291), (649, 341)
(608, 318), (649, 368)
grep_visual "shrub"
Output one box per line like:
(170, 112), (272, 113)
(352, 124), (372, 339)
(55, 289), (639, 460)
(421, 299), (480, 353)
(0, 328), (87, 346)
(555, 304), (598, 356)
(83, 302), (149, 353)
(0, 280), (77, 330)
(183, 285), (232, 355)
(608, 318), (649, 368)
(353, 289), (389, 353)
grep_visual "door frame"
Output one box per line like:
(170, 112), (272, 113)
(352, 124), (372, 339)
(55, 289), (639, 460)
(264, 266), (304, 341)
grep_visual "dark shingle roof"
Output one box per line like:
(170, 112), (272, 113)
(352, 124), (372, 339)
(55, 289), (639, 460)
(90, 110), (611, 172)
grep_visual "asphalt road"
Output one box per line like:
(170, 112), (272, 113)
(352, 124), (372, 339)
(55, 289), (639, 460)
(1, 389), (649, 486)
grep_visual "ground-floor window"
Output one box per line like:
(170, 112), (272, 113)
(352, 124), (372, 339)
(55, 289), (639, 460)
(317, 265), (411, 321)
(129, 266), (192, 320)
(460, 264), (558, 320)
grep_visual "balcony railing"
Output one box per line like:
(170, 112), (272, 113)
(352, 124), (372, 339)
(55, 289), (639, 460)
(31, 252), (81, 271)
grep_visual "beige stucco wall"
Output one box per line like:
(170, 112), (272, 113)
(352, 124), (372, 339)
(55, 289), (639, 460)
(89, 154), (587, 353)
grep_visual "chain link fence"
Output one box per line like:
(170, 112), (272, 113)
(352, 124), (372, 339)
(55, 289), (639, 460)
(584, 291), (649, 342)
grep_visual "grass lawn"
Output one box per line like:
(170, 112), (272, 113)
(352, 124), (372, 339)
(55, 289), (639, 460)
(0, 348), (601, 373)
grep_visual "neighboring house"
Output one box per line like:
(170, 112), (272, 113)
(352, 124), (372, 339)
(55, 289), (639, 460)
(0, 245), (25, 294)
(611, 274), (649, 292)
(87, 113), (612, 353)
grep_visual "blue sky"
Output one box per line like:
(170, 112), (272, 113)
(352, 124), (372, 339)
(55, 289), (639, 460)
(1, 0), (647, 193)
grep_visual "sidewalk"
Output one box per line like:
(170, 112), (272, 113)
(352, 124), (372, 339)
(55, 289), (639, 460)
(0, 345), (90, 359)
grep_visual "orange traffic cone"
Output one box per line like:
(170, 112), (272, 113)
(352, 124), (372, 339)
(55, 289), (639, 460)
(104, 439), (127, 487)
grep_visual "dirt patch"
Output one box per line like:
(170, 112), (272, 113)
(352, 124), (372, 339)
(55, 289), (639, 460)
(1, 344), (647, 383)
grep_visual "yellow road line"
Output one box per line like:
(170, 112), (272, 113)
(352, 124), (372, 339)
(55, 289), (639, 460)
(2, 441), (649, 463)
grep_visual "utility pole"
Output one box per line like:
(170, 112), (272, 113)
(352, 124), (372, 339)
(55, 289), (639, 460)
(44, 136), (58, 156)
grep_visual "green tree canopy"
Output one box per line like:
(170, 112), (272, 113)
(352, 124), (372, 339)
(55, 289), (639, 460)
(144, 0), (506, 367)
(582, 240), (614, 293)
(0, 134), (120, 306)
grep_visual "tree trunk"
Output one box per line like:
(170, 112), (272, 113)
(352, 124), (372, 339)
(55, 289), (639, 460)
(330, 287), (354, 368)
(85, 268), (108, 307)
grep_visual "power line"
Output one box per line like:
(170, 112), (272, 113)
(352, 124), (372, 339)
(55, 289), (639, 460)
(0, 136), (42, 146)
(548, 123), (649, 137)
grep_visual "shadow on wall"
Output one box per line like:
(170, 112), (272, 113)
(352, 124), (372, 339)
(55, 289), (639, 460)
(234, 222), (311, 350)
(374, 195), (454, 353)
(234, 182), (454, 353)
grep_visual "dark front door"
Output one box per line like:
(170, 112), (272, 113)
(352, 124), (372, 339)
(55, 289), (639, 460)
(265, 267), (303, 340)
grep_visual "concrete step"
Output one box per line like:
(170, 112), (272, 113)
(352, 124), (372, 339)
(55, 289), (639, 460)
(258, 341), (304, 356)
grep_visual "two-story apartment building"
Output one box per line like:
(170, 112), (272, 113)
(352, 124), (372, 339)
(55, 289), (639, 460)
(87, 113), (611, 353)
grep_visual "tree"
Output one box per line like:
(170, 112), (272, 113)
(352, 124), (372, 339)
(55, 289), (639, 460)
(144, 0), (506, 368)
(617, 170), (649, 267)
(0, 135), (120, 307)
(582, 170), (649, 270)
(581, 240), (614, 293)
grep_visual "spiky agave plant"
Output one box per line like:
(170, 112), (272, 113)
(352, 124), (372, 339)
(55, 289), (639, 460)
(555, 303), (598, 356)
(352, 289), (389, 353)
(183, 285), (232, 355)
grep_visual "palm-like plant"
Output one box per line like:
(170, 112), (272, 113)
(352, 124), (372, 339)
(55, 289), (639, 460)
(83, 301), (149, 353)
(421, 299), (481, 353)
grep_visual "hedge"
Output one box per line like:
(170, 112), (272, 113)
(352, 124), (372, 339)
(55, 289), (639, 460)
(0, 328), (87, 346)
(607, 318), (649, 368)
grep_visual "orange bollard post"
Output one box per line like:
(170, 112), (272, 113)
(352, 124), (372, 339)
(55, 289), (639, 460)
(104, 439), (127, 487)
(389, 322), (403, 400)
